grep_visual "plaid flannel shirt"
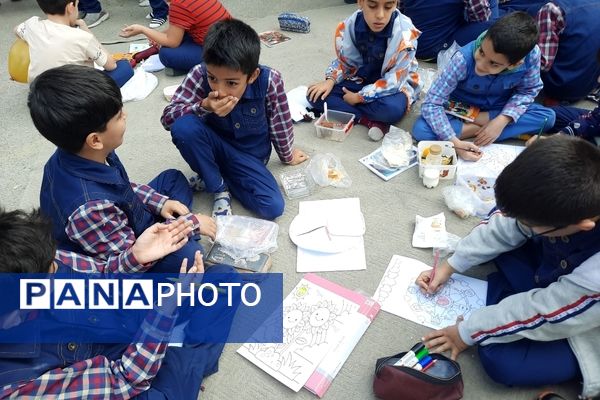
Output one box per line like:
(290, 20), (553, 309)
(536, 2), (565, 72)
(0, 270), (177, 400)
(398, 0), (492, 21)
(65, 182), (200, 272)
(161, 64), (295, 163)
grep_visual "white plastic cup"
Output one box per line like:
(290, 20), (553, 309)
(422, 167), (440, 189)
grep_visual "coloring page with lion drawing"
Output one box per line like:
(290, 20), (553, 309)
(238, 274), (371, 392)
(374, 255), (487, 329)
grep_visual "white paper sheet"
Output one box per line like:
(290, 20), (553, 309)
(373, 255), (487, 329)
(294, 198), (367, 272)
(457, 143), (524, 178)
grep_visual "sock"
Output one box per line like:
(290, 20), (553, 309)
(212, 191), (232, 218)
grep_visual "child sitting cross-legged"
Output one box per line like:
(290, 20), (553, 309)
(30, 65), (215, 273)
(0, 209), (241, 399)
(307, 0), (421, 141)
(15, 0), (133, 87)
(412, 11), (555, 160)
(417, 135), (600, 399)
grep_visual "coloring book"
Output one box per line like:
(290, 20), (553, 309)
(444, 100), (480, 122)
(238, 274), (379, 393)
(373, 255), (487, 329)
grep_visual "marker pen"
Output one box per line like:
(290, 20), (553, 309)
(418, 355), (433, 369)
(411, 363), (423, 371)
(393, 343), (425, 366)
(422, 359), (437, 373)
(415, 347), (429, 361)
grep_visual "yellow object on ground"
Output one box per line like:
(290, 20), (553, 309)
(8, 38), (30, 83)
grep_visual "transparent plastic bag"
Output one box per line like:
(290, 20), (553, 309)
(416, 67), (437, 98)
(436, 41), (461, 73)
(381, 127), (413, 167)
(214, 215), (279, 259)
(307, 153), (352, 188)
(442, 179), (494, 219)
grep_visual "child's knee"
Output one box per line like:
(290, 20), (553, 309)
(171, 114), (205, 143)
(411, 117), (437, 141)
(478, 344), (521, 386)
(256, 195), (284, 221)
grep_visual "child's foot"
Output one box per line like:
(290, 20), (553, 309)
(212, 191), (232, 218)
(188, 174), (206, 192)
(358, 116), (390, 142)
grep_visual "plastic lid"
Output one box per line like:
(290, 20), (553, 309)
(429, 144), (442, 155)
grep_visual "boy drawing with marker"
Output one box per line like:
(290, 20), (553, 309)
(416, 136), (600, 399)
(0, 208), (242, 398)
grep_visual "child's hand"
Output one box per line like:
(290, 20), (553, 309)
(526, 133), (552, 147)
(120, 24), (144, 38)
(423, 317), (469, 360)
(287, 148), (309, 166)
(415, 260), (455, 294)
(195, 213), (217, 240)
(161, 199), (190, 219)
(307, 79), (335, 102)
(161, 251), (205, 315)
(341, 87), (362, 105)
(73, 19), (91, 32)
(133, 219), (193, 264)
(451, 138), (482, 161)
(473, 115), (511, 146)
(201, 91), (238, 117)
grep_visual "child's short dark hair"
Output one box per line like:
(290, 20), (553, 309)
(28, 65), (122, 153)
(495, 135), (600, 227)
(485, 11), (538, 64)
(36, 0), (74, 15)
(0, 208), (56, 273)
(203, 19), (260, 76)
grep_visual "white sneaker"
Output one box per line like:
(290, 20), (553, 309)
(149, 17), (167, 29)
(368, 127), (385, 141)
(83, 10), (109, 28)
(138, 0), (149, 6)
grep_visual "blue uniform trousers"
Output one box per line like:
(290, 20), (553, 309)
(170, 114), (284, 220)
(105, 60), (134, 88)
(159, 34), (204, 73)
(149, 0), (168, 19)
(412, 103), (555, 141)
(308, 80), (408, 124)
(552, 105), (589, 133)
(136, 264), (241, 400)
(476, 243), (581, 387)
(78, 0), (101, 13)
(146, 169), (203, 273)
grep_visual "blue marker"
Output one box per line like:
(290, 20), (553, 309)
(418, 356), (433, 369)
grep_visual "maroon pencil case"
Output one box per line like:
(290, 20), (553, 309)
(373, 351), (464, 400)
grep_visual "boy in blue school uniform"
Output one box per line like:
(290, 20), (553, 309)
(533, 0), (600, 103)
(399, 0), (499, 61)
(417, 136), (600, 399)
(307, 0), (421, 142)
(412, 12), (555, 160)
(161, 19), (308, 220)
(0, 209), (241, 399)
(31, 65), (216, 273)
